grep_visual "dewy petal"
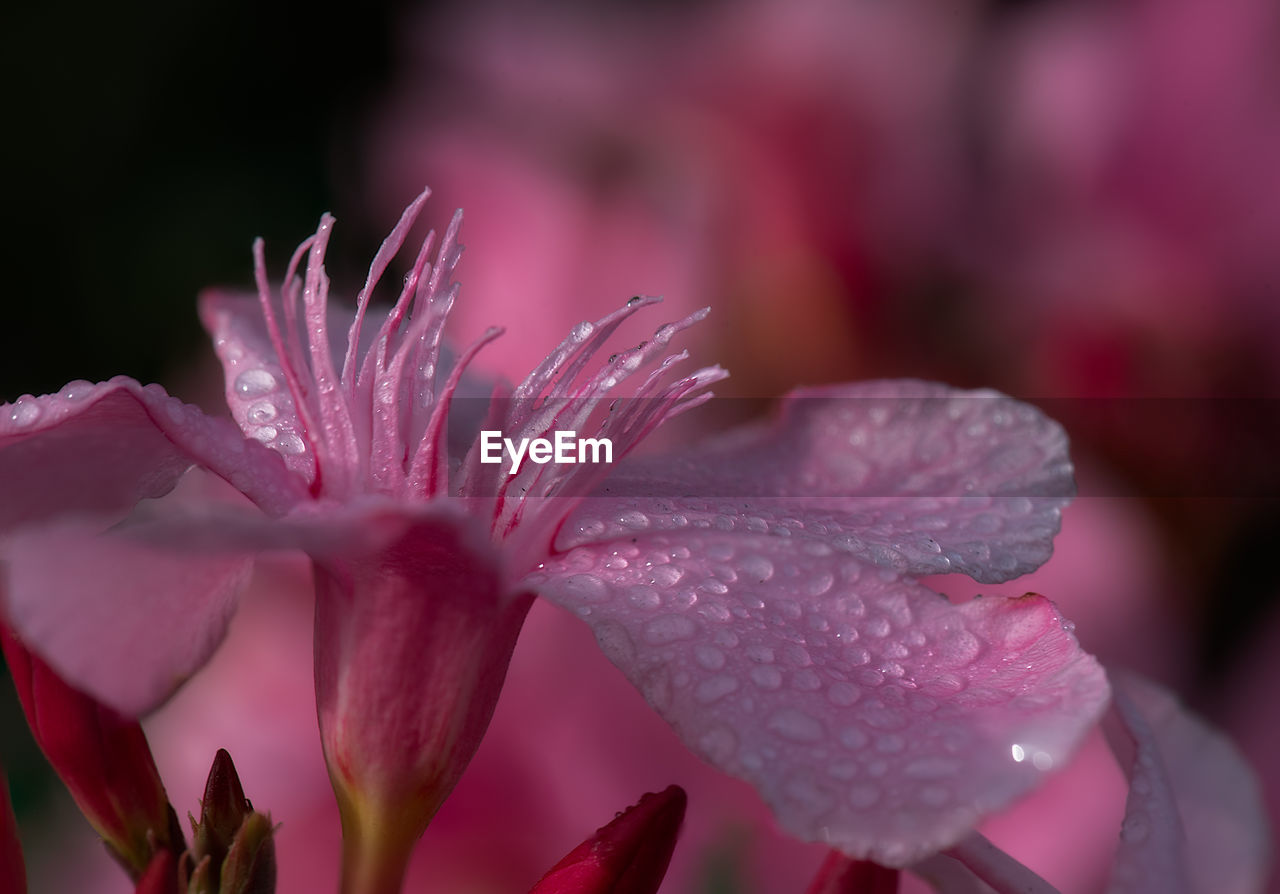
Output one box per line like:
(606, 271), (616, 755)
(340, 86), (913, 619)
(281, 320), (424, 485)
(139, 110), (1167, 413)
(3, 519), (252, 717)
(0, 377), (306, 525)
(561, 381), (1073, 583)
(1105, 672), (1271, 894)
(199, 291), (319, 485)
(527, 532), (1107, 866)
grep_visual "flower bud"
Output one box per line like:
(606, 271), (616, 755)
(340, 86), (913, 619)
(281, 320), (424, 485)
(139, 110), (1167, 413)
(180, 750), (275, 894)
(2, 768), (26, 894)
(528, 786), (686, 894)
(0, 623), (181, 878)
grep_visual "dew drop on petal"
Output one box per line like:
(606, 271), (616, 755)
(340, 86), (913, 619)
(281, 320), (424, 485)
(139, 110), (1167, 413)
(827, 681), (859, 707)
(627, 585), (661, 609)
(767, 708), (824, 742)
(643, 615), (697, 645)
(235, 369), (279, 397)
(650, 565), (684, 588)
(750, 665), (784, 690)
(694, 644), (727, 670)
(698, 726), (738, 763)
(564, 574), (610, 604)
(694, 675), (740, 704)
(246, 399), (279, 424)
(58, 380), (95, 401)
(8, 400), (40, 427)
(273, 433), (306, 455)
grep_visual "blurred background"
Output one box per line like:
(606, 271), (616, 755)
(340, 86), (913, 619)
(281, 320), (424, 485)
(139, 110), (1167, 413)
(2, 0), (1278, 890)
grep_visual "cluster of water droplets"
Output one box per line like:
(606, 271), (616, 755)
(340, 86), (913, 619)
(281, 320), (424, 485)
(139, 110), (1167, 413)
(231, 367), (306, 456)
(530, 521), (1104, 864)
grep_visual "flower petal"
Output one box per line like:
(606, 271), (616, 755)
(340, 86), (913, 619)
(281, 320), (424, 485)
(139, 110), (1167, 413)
(2, 519), (252, 716)
(527, 532), (1107, 866)
(1105, 672), (1271, 894)
(199, 291), (319, 485)
(0, 377), (306, 524)
(562, 381), (1073, 583)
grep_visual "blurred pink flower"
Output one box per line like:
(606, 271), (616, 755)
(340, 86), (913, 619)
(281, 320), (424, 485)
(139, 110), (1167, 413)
(3, 192), (1107, 887)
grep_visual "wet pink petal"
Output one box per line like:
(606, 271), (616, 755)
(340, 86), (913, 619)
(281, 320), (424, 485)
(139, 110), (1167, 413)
(528, 533), (1107, 866)
(3, 519), (252, 716)
(561, 381), (1073, 582)
(0, 377), (306, 525)
(1105, 673), (1271, 894)
(199, 291), (319, 485)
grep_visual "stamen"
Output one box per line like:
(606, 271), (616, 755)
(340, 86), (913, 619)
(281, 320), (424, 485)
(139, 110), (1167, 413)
(301, 216), (360, 495)
(252, 238), (322, 471)
(407, 326), (504, 497)
(944, 832), (1061, 894)
(343, 186), (433, 391)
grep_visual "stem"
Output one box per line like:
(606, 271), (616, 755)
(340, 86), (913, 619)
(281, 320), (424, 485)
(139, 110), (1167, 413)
(944, 833), (1060, 894)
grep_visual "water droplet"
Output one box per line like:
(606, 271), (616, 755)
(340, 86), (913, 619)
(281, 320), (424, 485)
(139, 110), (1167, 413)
(694, 675), (739, 704)
(792, 670), (821, 691)
(746, 645), (775, 664)
(698, 726), (738, 763)
(699, 578), (729, 595)
(864, 616), (891, 638)
(627, 585), (661, 609)
(805, 572), (834, 596)
(650, 565), (684, 588)
(750, 665), (783, 690)
(827, 682), (859, 707)
(694, 644), (727, 670)
(267, 432), (301, 455)
(8, 399), (40, 427)
(643, 615), (697, 645)
(251, 425), (279, 443)
(767, 709), (824, 742)
(235, 369), (278, 397)
(616, 510), (650, 530)
(875, 734), (905, 754)
(246, 399), (279, 424)
(564, 574), (610, 604)
(714, 629), (740, 648)
(58, 380), (95, 401)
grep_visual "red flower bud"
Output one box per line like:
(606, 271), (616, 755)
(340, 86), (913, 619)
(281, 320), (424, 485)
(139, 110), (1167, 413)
(803, 851), (899, 894)
(529, 786), (687, 894)
(2, 767), (27, 894)
(1, 623), (181, 878)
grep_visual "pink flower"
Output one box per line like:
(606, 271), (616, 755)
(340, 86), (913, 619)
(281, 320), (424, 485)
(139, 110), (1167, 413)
(3, 191), (1106, 888)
